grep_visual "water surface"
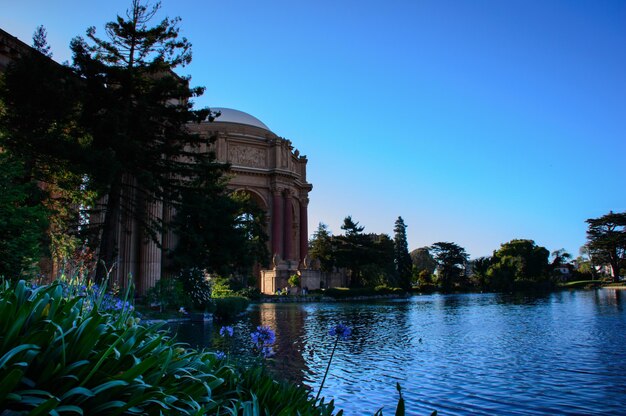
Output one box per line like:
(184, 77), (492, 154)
(169, 289), (626, 415)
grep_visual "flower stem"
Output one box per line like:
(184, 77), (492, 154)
(315, 336), (339, 403)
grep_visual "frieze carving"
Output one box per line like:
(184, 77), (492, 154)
(228, 145), (267, 168)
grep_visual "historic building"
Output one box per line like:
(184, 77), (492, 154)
(99, 108), (315, 295)
(0, 28), (335, 294)
(188, 108), (314, 293)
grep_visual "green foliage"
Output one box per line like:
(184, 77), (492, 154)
(410, 247), (437, 276)
(429, 242), (469, 291)
(0, 279), (348, 415)
(211, 276), (236, 298)
(309, 222), (334, 273)
(334, 217), (397, 287)
(288, 273), (301, 288)
(224, 365), (338, 416)
(236, 286), (261, 300)
(178, 268), (212, 310)
(0, 279), (231, 414)
(0, 154), (50, 280)
(393, 217), (412, 290)
(211, 297), (250, 321)
(171, 189), (269, 282)
(145, 277), (186, 311)
(485, 239), (550, 291)
(585, 211), (626, 282)
(470, 256), (492, 288)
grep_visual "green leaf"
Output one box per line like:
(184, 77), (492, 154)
(91, 380), (129, 395)
(55, 405), (84, 415)
(0, 344), (40, 369)
(60, 386), (95, 401)
(0, 368), (24, 405)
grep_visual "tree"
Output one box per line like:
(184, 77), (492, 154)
(1, 27), (93, 273)
(585, 211), (626, 282)
(360, 233), (395, 287)
(486, 239), (549, 291)
(0, 154), (50, 279)
(67, 0), (224, 278)
(32, 25), (52, 57)
(470, 256), (492, 288)
(410, 247), (436, 277)
(550, 249), (572, 267)
(393, 216), (412, 290)
(429, 242), (468, 291)
(309, 222), (335, 273)
(335, 216), (369, 287)
(170, 187), (268, 287)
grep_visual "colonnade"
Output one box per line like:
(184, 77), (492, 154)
(271, 189), (308, 265)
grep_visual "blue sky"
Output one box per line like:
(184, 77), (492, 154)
(2, 0), (625, 258)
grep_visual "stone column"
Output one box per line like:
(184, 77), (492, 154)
(139, 199), (162, 295)
(271, 189), (283, 258)
(283, 190), (293, 261)
(299, 197), (309, 264)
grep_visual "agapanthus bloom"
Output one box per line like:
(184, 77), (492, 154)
(261, 346), (275, 358)
(220, 326), (234, 337)
(251, 325), (276, 346)
(215, 351), (226, 360)
(251, 325), (276, 359)
(329, 323), (351, 340)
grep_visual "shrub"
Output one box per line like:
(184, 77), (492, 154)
(236, 286), (261, 300)
(145, 277), (186, 310)
(178, 268), (212, 309)
(0, 279), (343, 415)
(0, 280), (230, 414)
(212, 296), (250, 320)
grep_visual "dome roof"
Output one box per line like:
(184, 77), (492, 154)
(209, 107), (271, 131)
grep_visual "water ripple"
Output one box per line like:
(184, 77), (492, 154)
(172, 290), (626, 415)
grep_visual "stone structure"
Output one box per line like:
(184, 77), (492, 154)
(188, 108), (313, 294)
(81, 107), (316, 294)
(0, 28), (322, 294)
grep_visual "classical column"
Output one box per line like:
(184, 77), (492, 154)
(161, 202), (177, 278)
(299, 197), (309, 264)
(139, 199), (162, 295)
(283, 190), (293, 261)
(271, 189), (284, 259)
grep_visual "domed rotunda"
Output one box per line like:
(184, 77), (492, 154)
(187, 108), (313, 294)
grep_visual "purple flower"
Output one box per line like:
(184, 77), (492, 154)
(261, 346), (275, 358)
(215, 351), (226, 360)
(220, 326), (234, 337)
(329, 323), (351, 340)
(251, 325), (276, 347)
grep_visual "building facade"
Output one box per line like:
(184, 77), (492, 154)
(1, 28), (325, 294)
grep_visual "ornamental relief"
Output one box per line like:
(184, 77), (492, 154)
(228, 145), (267, 168)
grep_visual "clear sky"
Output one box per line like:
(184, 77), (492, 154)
(2, 0), (625, 259)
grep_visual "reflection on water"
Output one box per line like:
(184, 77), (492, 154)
(170, 290), (626, 415)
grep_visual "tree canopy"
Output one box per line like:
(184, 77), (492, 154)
(429, 242), (468, 290)
(0, 1), (267, 285)
(585, 211), (626, 282)
(393, 216), (412, 290)
(486, 239), (549, 291)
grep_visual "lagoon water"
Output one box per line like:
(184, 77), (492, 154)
(169, 289), (626, 415)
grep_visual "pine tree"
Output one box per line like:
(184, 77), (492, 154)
(68, 0), (224, 278)
(32, 25), (52, 57)
(393, 216), (412, 290)
(309, 222), (334, 273)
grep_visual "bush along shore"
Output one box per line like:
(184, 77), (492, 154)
(0, 278), (411, 415)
